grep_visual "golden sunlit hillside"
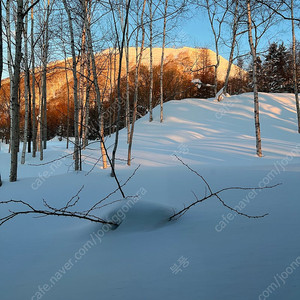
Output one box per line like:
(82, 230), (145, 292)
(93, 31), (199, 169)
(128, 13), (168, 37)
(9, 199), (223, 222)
(0, 47), (247, 140)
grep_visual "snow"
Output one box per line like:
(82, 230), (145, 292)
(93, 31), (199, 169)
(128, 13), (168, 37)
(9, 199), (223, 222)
(1, 93), (300, 300)
(192, 78), (202, 89)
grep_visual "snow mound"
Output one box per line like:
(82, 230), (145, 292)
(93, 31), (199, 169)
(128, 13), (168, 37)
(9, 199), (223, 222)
(107, 201), (173, 232)
(105, 92), (300, 169)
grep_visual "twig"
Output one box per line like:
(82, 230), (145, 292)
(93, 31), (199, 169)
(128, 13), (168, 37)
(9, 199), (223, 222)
(169, 157), (281, 221)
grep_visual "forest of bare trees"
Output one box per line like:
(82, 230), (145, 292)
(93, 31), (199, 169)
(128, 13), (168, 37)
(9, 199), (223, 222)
(0, 0), (299, 181)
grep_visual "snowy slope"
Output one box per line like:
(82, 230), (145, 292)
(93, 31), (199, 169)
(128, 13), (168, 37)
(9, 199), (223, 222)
(0, 93), (300, 300)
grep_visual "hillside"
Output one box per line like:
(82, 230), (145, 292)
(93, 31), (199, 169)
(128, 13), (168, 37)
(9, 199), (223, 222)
(1, 93), (299, 300)
(103, 46), (245, 81)
(0, 47), (245, 106)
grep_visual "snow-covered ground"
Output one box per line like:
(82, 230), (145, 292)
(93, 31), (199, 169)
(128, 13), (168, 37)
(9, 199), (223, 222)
(0, 93), (300, 300)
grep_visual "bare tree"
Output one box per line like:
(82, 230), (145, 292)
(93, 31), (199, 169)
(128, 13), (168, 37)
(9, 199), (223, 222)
(82, 0), (107, 169)
(62, 0), (80, 171)
(31, 0), (37, 158)
(205, 0), (228, 97)
(6, 0), (13, 155)
(0, 0), (3, 88)
(9, 0), (25, 181)
(149, 0), (154, 122)
(223, 0), (241, 95)
(291, 0), (300, 132)
(160, 0), (168, 123)
(21, 2), (30, 164)
(41, 0), (51, 151)
(247, 0), (262, 157)
(111, 0), (132, 175)
(127, 0), (147, 166)
(246, 0), (276, 157)
(125, 8), (131, 142)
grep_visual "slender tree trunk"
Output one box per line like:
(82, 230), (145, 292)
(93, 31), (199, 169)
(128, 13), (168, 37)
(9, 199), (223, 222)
(247, 0), (262, 157)
(214, 50), (220, 97)
(38, 86), (43, 160)
(0, 0), (3, 88)
(63, 46), (70, 149)
(112, 49), (117, 135)
(82, 49), (91, 148)
(62, 0), (80, 171)
(291, 0), (300, 133)
(21, 6), (29, 164)
(79, 21), (86, 146)
(127, 0), (146, 166)
(126, 9), (130, 143)
(82, 0), (107, 169)
(160, 0), (168, 123)
(149, 0), (153, 122)
(10, 0), (24, 182)
(111, 0), (131, 175)
(109, 53), (113, 137)
(31, 1), (37, 157)
(82, 1), (91, 149)
(27, 72), (32, 153)
(42, 0), (50, 150)
(6, 0), (13, 154)
(223, 0), (239, 95)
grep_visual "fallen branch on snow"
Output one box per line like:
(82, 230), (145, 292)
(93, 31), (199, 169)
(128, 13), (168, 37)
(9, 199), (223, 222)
(169, 155), (281, 221)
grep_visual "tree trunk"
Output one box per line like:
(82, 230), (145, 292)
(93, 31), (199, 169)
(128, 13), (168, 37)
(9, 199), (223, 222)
(63, 45), (70, 149)
(79, 20), (87, 146)
(62, 0), (80, 171)
(126, 10), (130, 143)
(111, 0), (131, 175)
(38, 87), (43, 160)
(127, 0), (146, 166)
(149, 0), (153, 122)
(109, 52), (113, 137)
(0, 0), (3, 88)
(160, 0), (168, 123)
(10, 0), (24, 182)
(42, 0), (50, 150)
(6, 0), (13, 154)
(82, 0), (107, 169)
(291, 0), (300, 133)
(82, 48), (91, 148)
(247, 0), (262, 157)
(31, 0), (37, 158)
(21, 6), (29, 164)
(223, 0), (239, 95)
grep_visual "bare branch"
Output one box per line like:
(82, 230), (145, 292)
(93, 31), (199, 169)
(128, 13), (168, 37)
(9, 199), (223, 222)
(169, 157), (281, 221)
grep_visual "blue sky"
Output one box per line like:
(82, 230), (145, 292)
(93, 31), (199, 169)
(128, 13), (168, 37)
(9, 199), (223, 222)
(1, 3), (299, 80)
(174, 6), (299, 65)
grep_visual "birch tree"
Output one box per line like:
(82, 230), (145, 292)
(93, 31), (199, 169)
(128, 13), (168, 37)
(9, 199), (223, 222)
(0, 0), (3, 88)
(8, 0), (37, 182)
(246, 0), (276, 157)
(291, 0), (299, 132)
(149, 0), (154, 122)
(160, 0), (168, 123)
(223, 0), (241, 95)
(127, 0), (147, 166)
(62, 0), (80, 171)
(31, 0), (37, 157)
(246, 0), (262, 157)
(21, 2), (30, 164)
(110, 0), (131, 175)
(41, 0), (51, 151)
(82, 0), (107, 169)
(6, 0), (13, 155)
(205, 0), (228, 97)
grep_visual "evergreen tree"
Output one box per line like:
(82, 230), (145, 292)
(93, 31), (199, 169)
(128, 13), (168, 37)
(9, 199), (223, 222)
(264, 42), (290, 92)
